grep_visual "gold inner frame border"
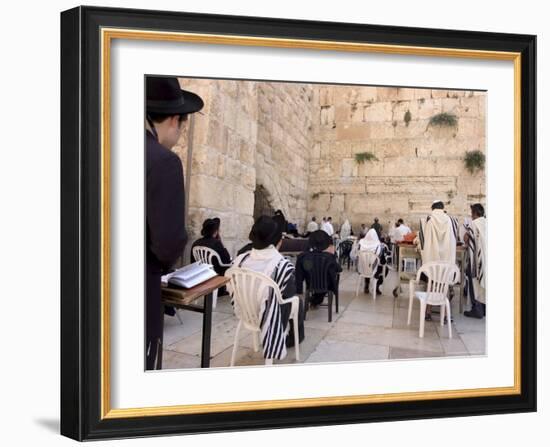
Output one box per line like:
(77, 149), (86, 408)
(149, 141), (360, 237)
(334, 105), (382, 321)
(99, 27), (522, 419)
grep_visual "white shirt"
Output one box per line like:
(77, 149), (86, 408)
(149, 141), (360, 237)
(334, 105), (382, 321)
(390, 224), (411, 242)
(307, 221), (319, 232)
(322, 221), (334, 236)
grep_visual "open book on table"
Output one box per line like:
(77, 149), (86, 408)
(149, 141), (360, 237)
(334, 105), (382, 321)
(162, 262), (217, 289)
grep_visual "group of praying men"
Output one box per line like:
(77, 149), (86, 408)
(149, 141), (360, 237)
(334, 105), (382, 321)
(304, 199), (487, 320)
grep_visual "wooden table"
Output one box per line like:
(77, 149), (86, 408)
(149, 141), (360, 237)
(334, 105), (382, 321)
(161, 275), (230, 368)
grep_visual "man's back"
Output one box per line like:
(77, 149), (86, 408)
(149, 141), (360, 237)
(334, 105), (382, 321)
(307, 220), (319, 232)
(420, 209), (456, 264)
(146, 131), (187, 272)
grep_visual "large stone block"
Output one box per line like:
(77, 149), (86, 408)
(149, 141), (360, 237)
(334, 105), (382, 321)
(365, 176), (456, 195)
(377, 87), (399, 101)
(334, 104), (351, 123)
(191, 146), (218, 177)
(431, 89), (450, 99)
(233, 186), (255, 215)
(189, 175), (235, 210)
(363, 102), (393, 122)
(457, 118), (484, 138)
(395, 88), (416, 101)
(341, 158), (359, 177)
(368, 122), (395, 140)
(416, 98), (443, 119)
(336, 123), (371, 140)
(206, 118), (228, 152)
(356, 86), (377, 103)
(319, 87), (334, 106)
(393, 119), (429, 139)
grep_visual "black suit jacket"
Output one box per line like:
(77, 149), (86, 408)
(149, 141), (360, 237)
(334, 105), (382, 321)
(190, 236), (231, 275)
(145, 130), (187, 365)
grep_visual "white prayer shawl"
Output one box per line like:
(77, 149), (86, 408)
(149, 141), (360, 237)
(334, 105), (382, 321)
(306, 220), (319, 232)
(228, 246), (294, 360)
(359, 228), (382, 255)
(472, 217), (486, 288)
(419, 209), (456, 264)
(340, 220), (352, 240)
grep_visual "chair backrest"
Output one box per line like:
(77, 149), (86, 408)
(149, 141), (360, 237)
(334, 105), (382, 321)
(357, 250), (379, 276)
(338, 240), (353, 258)
(301, 252), (334, 293)
(226, 267), (283, 331)
(192, 246), (221, 265)
(416, 261), (460, 304)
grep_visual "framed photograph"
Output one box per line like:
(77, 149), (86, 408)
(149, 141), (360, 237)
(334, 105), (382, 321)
(60, 5), (536, 441)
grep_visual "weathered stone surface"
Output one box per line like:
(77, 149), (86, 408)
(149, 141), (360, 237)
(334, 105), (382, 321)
(174, 79), (485, 254)
(366, 176), (456, 195)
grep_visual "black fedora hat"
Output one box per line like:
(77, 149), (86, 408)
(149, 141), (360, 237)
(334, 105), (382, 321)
(146, 76), (204, 115)
(249, 216), (282, 250)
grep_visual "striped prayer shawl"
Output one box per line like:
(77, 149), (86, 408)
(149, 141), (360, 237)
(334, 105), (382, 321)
(464, 222), (485, 302)
(233, 253), (295, 360)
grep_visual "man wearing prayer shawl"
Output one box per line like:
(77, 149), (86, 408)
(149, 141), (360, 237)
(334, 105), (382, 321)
(351, 228), (386, 294)
(227, 216), (305, 361)
(417, 200), (457, 320)
(463, 203), (487, 318)
(340, 219), (352, 240)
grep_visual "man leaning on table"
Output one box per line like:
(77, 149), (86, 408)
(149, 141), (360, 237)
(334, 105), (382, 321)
(145, 76), (204, 370)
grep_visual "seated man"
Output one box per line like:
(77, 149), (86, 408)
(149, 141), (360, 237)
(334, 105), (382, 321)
(295, 230), (342, 307)
(190, 217), (231, 276)
(230, 216), (305, 356)
(351, 229), (386, 294)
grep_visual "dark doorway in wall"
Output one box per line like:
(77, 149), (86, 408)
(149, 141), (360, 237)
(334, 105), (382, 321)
(253, 185), (274, 221)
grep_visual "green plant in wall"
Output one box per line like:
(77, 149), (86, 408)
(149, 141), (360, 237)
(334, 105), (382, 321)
(404, 109), (412, 126)
(463, 150), (485, 174)
(354, 151), (378, 164)
(428, 112), (458, 128)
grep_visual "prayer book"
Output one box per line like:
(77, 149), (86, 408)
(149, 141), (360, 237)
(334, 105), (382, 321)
(163, 262), (217, 289)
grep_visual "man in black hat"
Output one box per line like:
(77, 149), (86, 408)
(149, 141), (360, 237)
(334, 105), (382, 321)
(190, 218), (231, 276)
(145, 76), (204, 370)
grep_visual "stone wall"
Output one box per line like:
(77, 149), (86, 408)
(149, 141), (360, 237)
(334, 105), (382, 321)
(169, 80), (485, 258)
(307, 86), (486, 232)
(174, 78), (313, 257)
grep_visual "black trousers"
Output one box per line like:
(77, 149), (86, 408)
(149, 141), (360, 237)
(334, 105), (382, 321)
(146, 270), (164, 370)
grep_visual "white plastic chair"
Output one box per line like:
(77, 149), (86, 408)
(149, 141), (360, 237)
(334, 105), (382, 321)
(192, 246), (232, 308)
(226, 267), (300, 366)
(407, 262), (460, 338)
(355, 250), (380, 300)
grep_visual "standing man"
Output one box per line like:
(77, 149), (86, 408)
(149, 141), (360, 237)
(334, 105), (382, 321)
(463, 204), (487, 318)
(371, 217), (383, 240)
(322, 216), (335, 236)
(306, 216), (319, 235)
(417, 200), (457, 320)
(145, 76), (204, 370)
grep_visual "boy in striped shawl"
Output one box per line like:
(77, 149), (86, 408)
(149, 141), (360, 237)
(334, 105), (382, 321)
(463, 203), (487, 319)
(228, 216), (305, 361)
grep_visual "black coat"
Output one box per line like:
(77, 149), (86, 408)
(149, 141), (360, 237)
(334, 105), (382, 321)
(146, 130), (187, 369)
(295, 250), (342, 295)
(190, 236), (231, 275)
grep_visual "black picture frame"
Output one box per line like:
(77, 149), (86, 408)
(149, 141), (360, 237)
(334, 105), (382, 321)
(61, 5), (536, 441)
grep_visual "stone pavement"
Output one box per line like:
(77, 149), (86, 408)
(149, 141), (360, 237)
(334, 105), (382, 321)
(162, 270), (486, 369)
